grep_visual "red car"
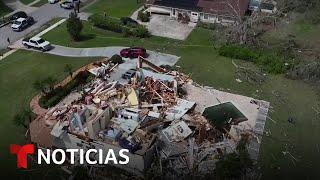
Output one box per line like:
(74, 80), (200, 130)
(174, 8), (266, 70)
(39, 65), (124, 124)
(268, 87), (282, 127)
(120, 47), (148, 58)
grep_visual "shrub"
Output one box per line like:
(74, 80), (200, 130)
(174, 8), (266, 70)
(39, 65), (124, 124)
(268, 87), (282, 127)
(39, 71), (92, 108)
(287, 62), (320, 81)
(122, 26), (133, 37)
(219, 45), (287, 74)
(89, 14), (123, 33)
(255, 54), (286, 74)
(109, 54), (124, 64)
(305, 8), (320, 24)
(132, 25), (150, 38)
(219, 45), (259, 61)
(89, 14), (150, 38)
(137, 10), (150, 22)
(67, 12), (83, 41)
(198, 21), (216, 30)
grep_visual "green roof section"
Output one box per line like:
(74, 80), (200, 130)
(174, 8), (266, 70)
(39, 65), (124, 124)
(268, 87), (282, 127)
(202, 102), (248, 129)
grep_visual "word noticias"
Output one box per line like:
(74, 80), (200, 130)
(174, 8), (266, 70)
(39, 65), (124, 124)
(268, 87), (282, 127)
(10, 144), (130, 169)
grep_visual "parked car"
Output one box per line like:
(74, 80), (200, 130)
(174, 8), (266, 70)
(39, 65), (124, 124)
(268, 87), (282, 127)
(11, 17), (34, 31)
(60, 0), (74, 9)
(10, 11), (28, 22)
(48, 0), (59, 4)
(122, 69), (137, 79)
(22, 37), (52, 51)
(120, 47), (148, 58)
(120, 17), (138, 26)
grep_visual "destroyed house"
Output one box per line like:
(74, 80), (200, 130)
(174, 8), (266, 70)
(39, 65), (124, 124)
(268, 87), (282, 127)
(29, 57), (269, 177)
(29, 60), (180, 174)
(145, 0), (250, 24)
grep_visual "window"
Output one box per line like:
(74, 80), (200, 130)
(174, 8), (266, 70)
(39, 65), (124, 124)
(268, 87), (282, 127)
(203, 14), (209, 20)
(37, 39), (45, 44)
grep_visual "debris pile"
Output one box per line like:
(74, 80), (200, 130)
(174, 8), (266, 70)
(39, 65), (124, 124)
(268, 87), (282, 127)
(31, 57), (264, 178)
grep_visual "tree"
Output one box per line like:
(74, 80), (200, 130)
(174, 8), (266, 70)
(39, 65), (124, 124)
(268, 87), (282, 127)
(64, 64), (73, 78)
(13, 108), (32, 129)
(33, 76), (57, 94)
(33, 80), (45, 94)
(43, 76), (57, 93)
(214, 134), (254, 179)
(221, 0), (249, 44)
(109, 54), (124, 64)
(67, 12), (83, 41)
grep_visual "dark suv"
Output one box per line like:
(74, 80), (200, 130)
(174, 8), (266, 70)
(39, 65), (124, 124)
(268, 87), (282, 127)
(120, 47), (148, 59)
(11, 17), (34, 31)
(10, 11), (28, 22)
(122, 69), (137, 79)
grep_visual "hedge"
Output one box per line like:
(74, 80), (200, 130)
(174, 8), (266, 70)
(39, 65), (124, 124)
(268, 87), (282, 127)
(89, 14), (150, 38)
(219, 45), (288, 74)
(89, 14), (123, 33)
(39, 71), (93, 108)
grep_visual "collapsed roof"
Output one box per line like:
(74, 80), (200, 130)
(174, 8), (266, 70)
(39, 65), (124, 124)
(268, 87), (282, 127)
(29, 56), (269, 177)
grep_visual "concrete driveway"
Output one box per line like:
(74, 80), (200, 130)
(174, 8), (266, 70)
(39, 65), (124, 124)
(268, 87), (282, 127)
(147, 15), (196, 40)
(40, 44), (179, 84)
(0, 3), (72, 49)
(41, 45), (179, 67)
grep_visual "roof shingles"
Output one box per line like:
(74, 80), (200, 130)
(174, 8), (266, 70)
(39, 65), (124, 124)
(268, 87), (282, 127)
(146, 0), (250, 17)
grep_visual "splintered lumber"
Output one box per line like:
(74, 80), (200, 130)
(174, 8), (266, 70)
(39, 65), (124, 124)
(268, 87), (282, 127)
(223, 128), (236, 142)
(138, 56), (166, 73)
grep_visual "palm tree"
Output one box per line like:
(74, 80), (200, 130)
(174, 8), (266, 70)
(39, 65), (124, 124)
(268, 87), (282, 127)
(13, 108), (32, 129)
(33, 76), (57, 94)
(33, 80), (45, 94)
(43, 76), (57, 93)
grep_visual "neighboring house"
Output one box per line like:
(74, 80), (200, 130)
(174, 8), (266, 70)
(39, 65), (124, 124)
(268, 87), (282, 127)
(249, 0), (277, 13)
(145, 0), (250, 24)
(260, 1), (277, 14)
(249, 0), (261, 11)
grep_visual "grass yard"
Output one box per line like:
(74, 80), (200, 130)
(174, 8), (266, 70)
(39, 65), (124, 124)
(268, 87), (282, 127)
(0, 0), (12, 17)
(42, 20), (320, 179)
(0, 50), (100, 178)
(84, 0), (142, 18)
(20, 0), (36, 5)
(32, 0), (48, 7)
(262, 14), (320, 54)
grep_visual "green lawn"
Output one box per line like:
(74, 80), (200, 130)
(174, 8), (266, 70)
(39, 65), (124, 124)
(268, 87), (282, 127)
(20, 0), (36, 5)
(32, 0), (48, 7)
(0, 50), (100, 178)
(84, 0), (142, 18)
(0, 0), (12, 17)
(42, 20), (320, 179)
(262, 15), (320, 54)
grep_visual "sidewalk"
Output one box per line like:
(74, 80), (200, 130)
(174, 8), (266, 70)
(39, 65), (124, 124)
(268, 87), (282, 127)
(1, 18), (66, 60)
(3, 0), (37, 17)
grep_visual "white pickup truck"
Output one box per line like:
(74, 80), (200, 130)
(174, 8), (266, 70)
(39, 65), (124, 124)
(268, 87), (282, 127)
(22, 37), (52, 51)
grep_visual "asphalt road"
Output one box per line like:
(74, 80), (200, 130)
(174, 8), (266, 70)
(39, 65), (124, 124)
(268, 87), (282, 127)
(0, 3), (72, 49)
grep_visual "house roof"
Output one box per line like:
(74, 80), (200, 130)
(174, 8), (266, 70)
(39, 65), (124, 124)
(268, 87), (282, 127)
(153, 0), (202, 11)
(146, 0), (250, 18)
